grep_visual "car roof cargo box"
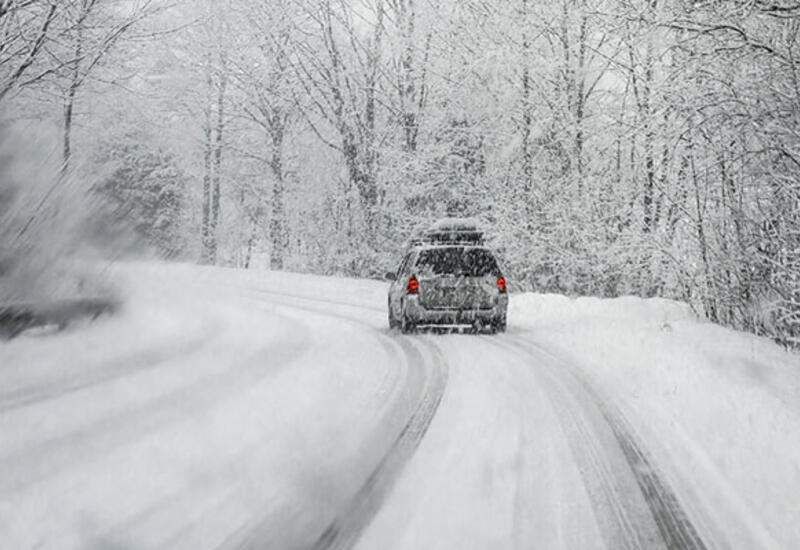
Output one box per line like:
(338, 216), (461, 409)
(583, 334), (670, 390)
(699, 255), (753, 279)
(422, 218), (485, 245)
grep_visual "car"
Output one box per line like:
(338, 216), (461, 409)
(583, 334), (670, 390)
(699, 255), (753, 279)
(386, 218), (508, 333)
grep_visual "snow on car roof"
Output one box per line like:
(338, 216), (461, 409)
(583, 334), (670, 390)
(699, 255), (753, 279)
(403, 218), (487, 250)
(424, 232), (483, 248)
(427, 217), (483, 232)
(414, 242), (489, 250)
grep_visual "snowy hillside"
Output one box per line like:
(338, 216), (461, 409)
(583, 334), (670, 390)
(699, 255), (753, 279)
(1, 263), (798, 549)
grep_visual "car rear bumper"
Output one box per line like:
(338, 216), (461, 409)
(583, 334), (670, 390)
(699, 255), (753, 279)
(404, 296), (507, 326)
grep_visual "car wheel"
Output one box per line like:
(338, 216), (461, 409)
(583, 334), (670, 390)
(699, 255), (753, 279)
(492, 316), (507, 333)
(388, 298), (399, 329)
(400, 313), (415, 334)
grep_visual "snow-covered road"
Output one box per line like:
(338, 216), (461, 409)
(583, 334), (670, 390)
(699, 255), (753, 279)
(1, 262), (799, 549)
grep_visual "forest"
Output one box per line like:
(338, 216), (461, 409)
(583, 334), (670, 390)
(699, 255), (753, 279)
(1, 0), (799, 345)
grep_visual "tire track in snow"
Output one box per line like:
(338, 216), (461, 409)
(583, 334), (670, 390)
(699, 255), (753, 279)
(244, 286), (385, 314)
(500, 336), (707, 550)
(0, 325), (218, 413)
(311, 337), (447, 550)
(478, 336), (653, 548)
(84, 301), (382, 550)
(219, 290), (448, 550)
(0, 313), (311, 495)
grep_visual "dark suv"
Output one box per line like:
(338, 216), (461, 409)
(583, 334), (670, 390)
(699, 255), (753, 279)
(386, 219), (508, 333)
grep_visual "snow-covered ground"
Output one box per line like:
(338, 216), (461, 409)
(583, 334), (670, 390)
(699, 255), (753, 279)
(1, 262), (798, 549)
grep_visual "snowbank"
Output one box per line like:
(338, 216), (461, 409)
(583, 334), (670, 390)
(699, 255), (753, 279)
(510, 291), (800, 548)
(511, 292), (694, 328)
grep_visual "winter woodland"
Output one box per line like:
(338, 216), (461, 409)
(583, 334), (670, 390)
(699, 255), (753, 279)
(1, 0), (800, 345)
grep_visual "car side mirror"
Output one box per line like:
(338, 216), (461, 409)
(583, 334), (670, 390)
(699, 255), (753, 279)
(385, 271), (396, 281)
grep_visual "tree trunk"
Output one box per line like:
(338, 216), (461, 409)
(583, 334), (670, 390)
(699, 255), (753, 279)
(360, 0), (383, 237)
(200, 60), (214, 263)
(269, 119), (286, 270)
(244, 218), (256, 269)
(574, 2), (588, 185)
(641, 0), (657, 234)
(62, 6), (85, 174)
(520, 0), (533, 211)
(207, 64), (226, 264)
(395, 0), (426, 154)
(62, 83), (76, 174)
(691, 144), (716, 321)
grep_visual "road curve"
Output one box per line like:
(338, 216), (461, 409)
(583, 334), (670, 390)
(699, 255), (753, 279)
(353, 328), (715, 550)
(0, 265), (722, 550)
(0, 267), (447, 550)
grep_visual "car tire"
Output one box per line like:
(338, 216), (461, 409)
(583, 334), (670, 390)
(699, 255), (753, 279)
(400, 313), (415, 334)
(388, 299), (399, 329)
(492, 316), (507, 333)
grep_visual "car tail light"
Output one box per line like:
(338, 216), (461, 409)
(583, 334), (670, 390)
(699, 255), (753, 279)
(407, 275), (419, 295)
(497, 276), (507, 293)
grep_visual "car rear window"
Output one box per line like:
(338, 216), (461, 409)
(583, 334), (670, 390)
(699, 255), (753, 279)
(415, 247), (500, 277)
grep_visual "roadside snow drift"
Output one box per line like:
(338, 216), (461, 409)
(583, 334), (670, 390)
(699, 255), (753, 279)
(509, 292), (800, 549)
